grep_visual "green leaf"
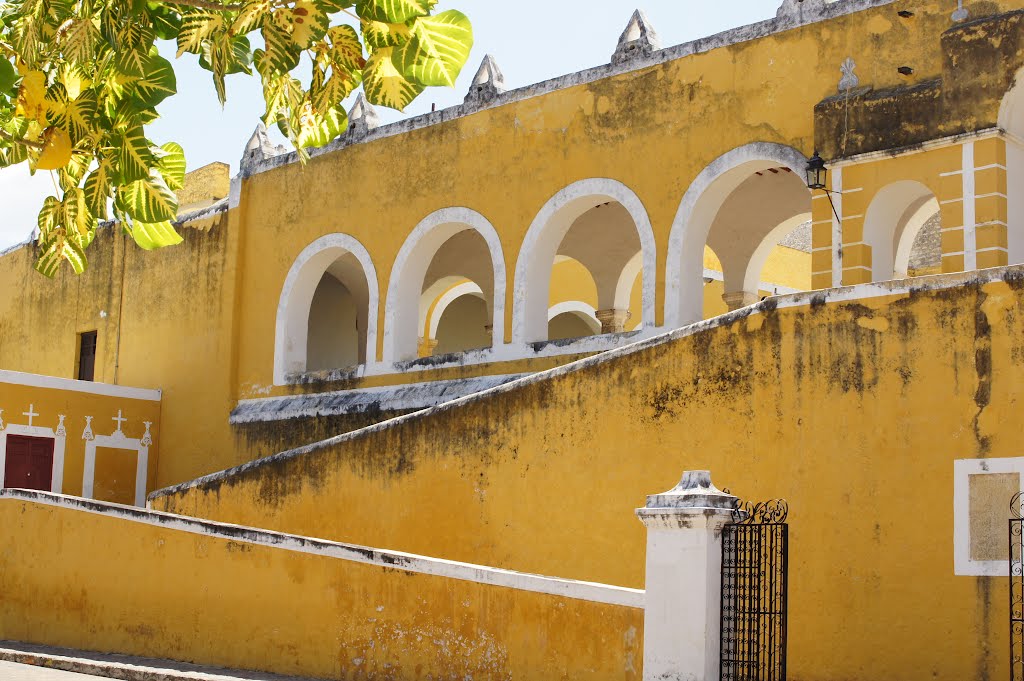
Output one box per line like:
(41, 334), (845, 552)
(58, 153), (92, 192)
(130, 219), (183, 250)
(393, 10), (472, 88)
(362, 46), (422, 110)
(47, 86), (98, 145)
(360, 18), (410, 49)
(116, 170), (178, 222)
(84, 159), (114, 220)
(259, 22), (302, 75)
(355, 0), (428, 23)
(0, 59), (15, 96)
(296, 104), (347, 148)
(149, 4), (182, 39)
(231, 0), (268, 36)
(37, 196), (62, 236)
(324, 25), (364, 70)
(60, 17), (100, 62)
(157, 141), (186, 190)
(128, 54), (177, 109)
(176, 9), (223, 57)
(63, 187), (96, 248)
(116, 126), (155, 183)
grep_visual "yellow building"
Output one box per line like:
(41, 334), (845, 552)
(2, 0), (1024, 679)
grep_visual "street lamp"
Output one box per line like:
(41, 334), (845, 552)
(805, 150), (840, 223)
(805, 151), (827, 190)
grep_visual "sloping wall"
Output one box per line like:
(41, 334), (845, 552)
(0, 490), (641, 680)
(154, 265), (1024, 681)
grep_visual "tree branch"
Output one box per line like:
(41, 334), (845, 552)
(161, 0), (245, 12)
(0, 129), (44, 150)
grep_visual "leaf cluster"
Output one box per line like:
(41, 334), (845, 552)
(0, 0), (472, 276)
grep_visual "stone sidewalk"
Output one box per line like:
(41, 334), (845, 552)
(0, 642), (318, 681)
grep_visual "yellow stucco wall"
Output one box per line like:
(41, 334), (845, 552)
(156, 266), (1024, 681)
(0, 215), (242, 489)
(1, 0), (1021, 490)
(0, 373), (160, 500)
(0, 492), (642, 680)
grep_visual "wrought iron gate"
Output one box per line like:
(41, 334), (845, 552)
(1010, 492), (1024, 681)
(721, 499), (789, 681)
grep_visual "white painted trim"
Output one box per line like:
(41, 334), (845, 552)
(82, 430), (150, 508)
(0, 370), (161, 401)
(513, 178), (657, 343)
(0, 424), (65, 493)
(832, 167), (844, 287)
(0, 489), (644, 609)
(273, 233), (380, 385)
(963, 142), (978, 271)
(665, 143), (810, 326)
(953, 457), (1024, 577)
(427, 281), (484, 340)
(383, 207), (506, 364)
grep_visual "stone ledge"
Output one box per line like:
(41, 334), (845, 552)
(0, 640), (317, 681)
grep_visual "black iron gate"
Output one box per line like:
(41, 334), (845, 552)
(1010, 492), (1024, 681)
(721, 499), (789, 681)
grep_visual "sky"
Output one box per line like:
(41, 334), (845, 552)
(0, 0), (781, 250)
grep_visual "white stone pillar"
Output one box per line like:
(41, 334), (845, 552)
(636, 470), (742, 681)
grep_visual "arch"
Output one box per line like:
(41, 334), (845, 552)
(863, 180), (938, 281)
(666, 143), (809, 327)
(384, 207), (505, 364)
(427, 281), (484, 340)
(274, 233), (378, 385)
(547, 301), (601, 338)
(513, 178), (656, 343)
(743, 215), (811, 295)
(614, 250), (645, 312)
(1000, 67), (1024, 264)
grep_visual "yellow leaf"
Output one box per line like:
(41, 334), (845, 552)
(36, 127), (72, 170)
(16, 71), (48, 125)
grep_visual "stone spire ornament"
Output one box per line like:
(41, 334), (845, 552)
(346, 93), (381, 140)
(612, 9), (660, 64)
(838, 57), (859, 92)
(951, 0), (969, 22)
(240, 122), (287, 175)
(464, 54), (506, 106)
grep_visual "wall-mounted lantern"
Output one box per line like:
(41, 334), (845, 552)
(805, 151), (827, 190)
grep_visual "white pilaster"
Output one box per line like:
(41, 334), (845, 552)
(831, 167), (843, 287)
(962, 142), (978, 271)
(636, 470), (741, 681)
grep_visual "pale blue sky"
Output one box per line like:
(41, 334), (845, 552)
(0, 0), (780, 250)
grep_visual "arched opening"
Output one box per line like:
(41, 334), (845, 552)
(514, 179), (656, 343)
(384, 208), (505, 364)
(666, 144), (812, 326)
(274, 234), (378, 384)
(999, 67), (1024, 264)
(547, 256), (599, 340)
(548, 307), (601, 340)
(863, 181), (940, 281)
(749, 218), (813, 298)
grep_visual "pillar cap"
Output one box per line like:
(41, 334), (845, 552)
(643, 470), (739, 511)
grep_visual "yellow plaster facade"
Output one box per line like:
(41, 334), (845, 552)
(1, 0), (1024, 678)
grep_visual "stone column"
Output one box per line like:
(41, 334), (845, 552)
(636, 470), (742, 681)
(721, 291), (758, 311)
(595, 308), (631, 334)
(416, 337), (438, 358)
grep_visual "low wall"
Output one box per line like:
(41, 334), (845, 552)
(0, 490), (642, 680)
(153, 265), (1024, 680)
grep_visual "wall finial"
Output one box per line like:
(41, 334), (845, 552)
(839, 57), (859, 92)
(464, 54), (506, 106)
(347, 92), (381, 140)
(240, 122), (287, 176)
(612, 10), (660, 65)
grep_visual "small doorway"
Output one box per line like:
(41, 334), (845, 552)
(4, 435), (55, 491)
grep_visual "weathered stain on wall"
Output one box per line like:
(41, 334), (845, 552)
(155, 266), (1024, 681)
(0, 492), (642, 681)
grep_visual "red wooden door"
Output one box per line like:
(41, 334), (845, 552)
(4, 435), (54, 491)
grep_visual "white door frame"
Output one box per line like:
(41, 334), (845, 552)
(82, 430), (149, 507)
(0, 423), (66, 493)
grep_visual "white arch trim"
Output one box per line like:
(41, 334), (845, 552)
(273, 233), (379, 385)
(547, 301), (601, 335)
(665, 143), (809, 328)
(513, 178), (657, 344)
(742, 215), (812, 295)
(893, 198), (940, 278)
(427, 281), (484, 339)
(384, 207), (506, 364)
